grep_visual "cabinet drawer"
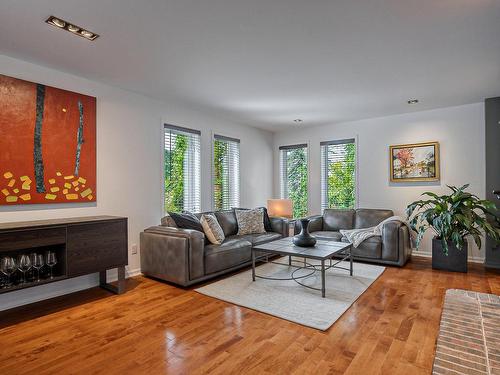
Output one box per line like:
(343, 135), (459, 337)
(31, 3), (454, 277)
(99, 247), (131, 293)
(66, 220), (127, 276)
(0, 227), (66, 252)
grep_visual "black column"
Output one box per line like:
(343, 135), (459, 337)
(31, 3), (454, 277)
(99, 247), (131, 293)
(485, 97), (500, 268)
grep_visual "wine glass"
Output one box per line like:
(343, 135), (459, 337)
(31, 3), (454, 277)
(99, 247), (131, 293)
(18, 254), (32, 284)
(46, 251), (57, 279)
(31, 253), (45, 282)
(1, 257), (17, 287)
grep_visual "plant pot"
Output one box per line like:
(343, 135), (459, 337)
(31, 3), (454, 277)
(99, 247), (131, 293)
(432, 238), (468, 273)
(293, 218), (317, 247)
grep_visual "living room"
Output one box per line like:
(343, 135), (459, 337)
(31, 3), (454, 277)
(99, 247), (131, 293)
(0, 1), (499, 374)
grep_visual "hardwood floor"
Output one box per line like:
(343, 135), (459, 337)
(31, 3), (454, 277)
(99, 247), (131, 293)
(1, 257), (499, 375)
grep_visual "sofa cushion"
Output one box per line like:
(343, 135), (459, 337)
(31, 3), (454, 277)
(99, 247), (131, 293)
(235, 208), (266, 235)
(204, 238), (252, 274)
(214, 210), (238, 236)
(342, 236), (382, 259)
(249, 232), (282, 245)
(226, 232), (282, 246)
(200, 214), (225, 245)
(354, 209), (393, 229)
(323, 209), (355, 231)
(310, 231), (343, 241)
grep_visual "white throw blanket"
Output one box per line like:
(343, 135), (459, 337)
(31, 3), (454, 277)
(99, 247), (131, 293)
(340, 216), (414, 248)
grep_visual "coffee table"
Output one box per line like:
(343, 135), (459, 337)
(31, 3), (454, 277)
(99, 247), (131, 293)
(252, 237), (353, 298)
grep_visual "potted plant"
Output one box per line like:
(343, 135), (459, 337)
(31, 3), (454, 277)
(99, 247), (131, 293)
(406, 184), (500, 272)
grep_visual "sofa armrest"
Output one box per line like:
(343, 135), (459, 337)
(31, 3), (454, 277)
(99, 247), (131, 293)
(382, 221), (412, 265)
(270, 217), (288, 237)
(294, 215), (323, 234)
(140, 226), (205, 286)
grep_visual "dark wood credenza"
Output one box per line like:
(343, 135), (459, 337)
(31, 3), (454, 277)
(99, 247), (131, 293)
(0, 216), (128, 295)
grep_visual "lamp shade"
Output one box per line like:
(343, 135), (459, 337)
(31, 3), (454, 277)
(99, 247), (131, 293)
(267, 199), (293, 218)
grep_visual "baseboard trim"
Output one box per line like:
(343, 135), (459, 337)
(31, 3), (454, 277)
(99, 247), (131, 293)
(412, 252), (485, 264)
(0, 267), (141, 312)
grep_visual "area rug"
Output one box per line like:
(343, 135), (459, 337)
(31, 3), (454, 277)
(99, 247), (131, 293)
(432, 289), (500, 375)
(195, 259), (385, 330)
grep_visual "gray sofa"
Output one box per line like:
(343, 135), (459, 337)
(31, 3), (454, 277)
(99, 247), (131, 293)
(140, 209), (288, 287)
(295, 208), (412, 266)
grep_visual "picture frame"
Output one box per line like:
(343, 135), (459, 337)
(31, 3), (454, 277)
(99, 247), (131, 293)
(0, 74), (97, 205)
(389, 141), (440, 182)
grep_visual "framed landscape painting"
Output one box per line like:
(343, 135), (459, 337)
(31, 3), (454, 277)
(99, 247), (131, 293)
(0, 74), (96, 205)
(390, 141), (440, 182)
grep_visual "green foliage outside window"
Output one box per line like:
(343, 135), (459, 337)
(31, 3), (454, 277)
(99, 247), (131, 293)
(164, 134), (188, 212)
(285, 148), (308, 218)
(327, 143), (356, 209)
(213, 139), (229, 210)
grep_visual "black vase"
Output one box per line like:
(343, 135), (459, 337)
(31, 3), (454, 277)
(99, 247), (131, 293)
(293, 218), (317, 247)
(432, 238), (468, 273)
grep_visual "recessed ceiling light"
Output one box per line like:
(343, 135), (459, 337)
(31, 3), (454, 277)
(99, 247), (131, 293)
(294, 119), (303, 124)
(48, 17), (65, 28)
(407, 99), (419, 105)
(45, 16), (99, 41)
(67, 24), (80, 33)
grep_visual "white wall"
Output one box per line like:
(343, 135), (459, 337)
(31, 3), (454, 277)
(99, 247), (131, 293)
(0, 54), (274, 310)
(273, 103), (486, 260)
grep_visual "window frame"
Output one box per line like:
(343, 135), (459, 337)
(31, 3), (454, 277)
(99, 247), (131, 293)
(162, 123), (202, 214)
(279, 142), (310, 218)
(320, 137), (359, 212)
(211, 133), (241, 211)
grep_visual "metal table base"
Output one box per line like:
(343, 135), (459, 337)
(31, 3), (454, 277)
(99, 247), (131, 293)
(251, 246), (353, 298)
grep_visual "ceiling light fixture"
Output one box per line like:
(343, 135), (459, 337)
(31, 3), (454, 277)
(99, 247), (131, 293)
(294, 119), (303, 124)
(45, 16), (99, 41)
(407, 99), (419, 105)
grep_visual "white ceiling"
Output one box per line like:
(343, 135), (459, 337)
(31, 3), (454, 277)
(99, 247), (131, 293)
(1, 0), (499, 131)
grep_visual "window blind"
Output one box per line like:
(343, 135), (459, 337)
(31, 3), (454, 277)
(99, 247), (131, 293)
(279, 144), (308, 218)
(320, 138), (356, 211)
(213, 134), (240, 210)
(164, 124), (201, 213)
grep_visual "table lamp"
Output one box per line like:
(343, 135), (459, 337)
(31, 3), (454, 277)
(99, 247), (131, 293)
(267, 199), (293, 219)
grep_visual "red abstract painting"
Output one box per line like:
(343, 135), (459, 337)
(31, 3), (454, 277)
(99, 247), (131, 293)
(0, 74), (96, 205)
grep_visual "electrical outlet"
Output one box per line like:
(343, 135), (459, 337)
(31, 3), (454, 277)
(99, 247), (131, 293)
(131, 244), (138, 255)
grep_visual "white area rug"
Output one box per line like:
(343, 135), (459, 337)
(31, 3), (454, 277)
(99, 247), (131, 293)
(195, 258), (385, 330)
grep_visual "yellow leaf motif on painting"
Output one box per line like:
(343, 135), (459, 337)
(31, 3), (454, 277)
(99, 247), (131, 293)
(3, 172), (13, 179)
(6, 196), (18, 202)
(45, 194), (57, 200)
(1, 189), (9, 196)
(20, 194), (31, 201)
(80, 188), (93, 198)
(66, 194), (78, 200)
(8, 179), (15, 187)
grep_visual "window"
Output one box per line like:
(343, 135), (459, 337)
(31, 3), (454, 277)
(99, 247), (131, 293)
(213, 134), (240, 210)
(164, 124), (201, 213)
(321, 138), (356, 210)
(279, 144), (308, 218)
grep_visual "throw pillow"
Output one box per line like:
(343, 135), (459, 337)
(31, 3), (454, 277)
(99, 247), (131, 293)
(260, 207), (273, 232)
(235, 208), (266, 235)
(200, 214), (225, 245)
(167, 211), (204, 234)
